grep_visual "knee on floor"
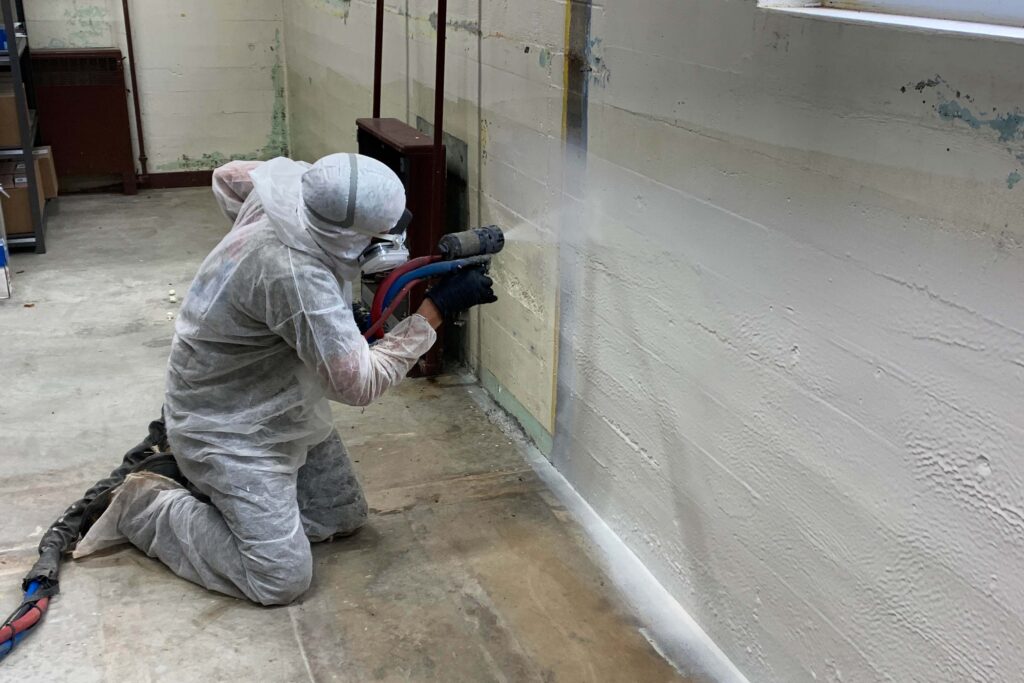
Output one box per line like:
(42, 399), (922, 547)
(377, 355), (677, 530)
(247, 552), (314, 606)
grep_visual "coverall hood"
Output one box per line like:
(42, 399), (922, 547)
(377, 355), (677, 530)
(250, 154), (407, 281)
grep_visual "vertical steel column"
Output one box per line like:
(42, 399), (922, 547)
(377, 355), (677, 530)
(121, 0), (146, 180)
(430, 0), (447, 237)
(372, 0), (384, 117)
(3, 0), (44, 252)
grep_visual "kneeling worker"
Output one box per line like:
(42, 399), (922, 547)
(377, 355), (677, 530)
(74, 153), (497, 605)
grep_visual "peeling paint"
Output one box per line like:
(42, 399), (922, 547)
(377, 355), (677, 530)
(768, 30), (789, 52)
(261, 28), (289, 159)
(68, 4), (105, 20)
(936, 100), (1024, 143)
(158, 152), (248, 172)
(906, 74), (1024, 143)
(29, 0), (284, 170)
(155, 28), (287, 172)
(312, 0), (351, 20)
(905, 75), (1024, 185)
(428, 11), (481, 35)
(52, 4), (111, 47)
(480, 119), (489, 162)
(587, 38), (610, 86)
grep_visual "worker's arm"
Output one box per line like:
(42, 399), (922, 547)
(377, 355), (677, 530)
(318, 312), (438, 407)
(261, 256), (495, 407)
(415, 298), (443, 328)
(212, 160), (265, 223)
(262, 254), (437, 407)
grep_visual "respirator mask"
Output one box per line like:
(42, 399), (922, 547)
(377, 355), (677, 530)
(358, 207), (413, 275)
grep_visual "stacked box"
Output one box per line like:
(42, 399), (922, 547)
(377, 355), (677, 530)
(33, 146), (58, 198)
(0, 158), (45, 235)
(0, 76), (25, 148)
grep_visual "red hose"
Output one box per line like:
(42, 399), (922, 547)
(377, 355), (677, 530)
(0, 597), (48, 644)
(363, 279), (424, 340)
(371, 256), (440, 323)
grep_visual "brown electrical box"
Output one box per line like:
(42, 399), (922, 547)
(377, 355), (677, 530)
(32, 48), (136, 194)
(356, 117), (446, 375)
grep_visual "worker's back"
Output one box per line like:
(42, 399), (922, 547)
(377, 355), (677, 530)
(164, 217), (340, 467)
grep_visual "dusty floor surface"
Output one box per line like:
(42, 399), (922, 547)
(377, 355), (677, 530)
(0, 190), (684, 681)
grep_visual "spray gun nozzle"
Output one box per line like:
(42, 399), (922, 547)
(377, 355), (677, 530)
(437, 226), (505, 260)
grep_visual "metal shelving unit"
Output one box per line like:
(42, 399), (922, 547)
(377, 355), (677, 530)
(0, 35), (25, 66)
(1, 0), (45, 253)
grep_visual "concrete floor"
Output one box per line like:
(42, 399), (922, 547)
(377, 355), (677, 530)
(0, 190), (684, 681)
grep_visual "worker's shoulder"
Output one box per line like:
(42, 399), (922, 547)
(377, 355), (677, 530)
(243, 235), (339, 290)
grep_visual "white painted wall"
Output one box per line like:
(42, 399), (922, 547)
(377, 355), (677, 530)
(558, 2), (1024, 680)
(24, 0), (286, 172)
(284, 1), (1024, 680)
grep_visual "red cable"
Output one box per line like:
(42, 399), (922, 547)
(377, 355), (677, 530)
(0, 597), (49, 644)
(371, 256), (440, 323)
(363, 279), (425, 340)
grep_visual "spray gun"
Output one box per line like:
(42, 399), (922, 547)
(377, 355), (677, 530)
(436, 226), (505, 261)
(364, 225), (505, 340)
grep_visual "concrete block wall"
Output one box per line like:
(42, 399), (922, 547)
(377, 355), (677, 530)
(17, 0), (1010, 679)
(24, 0), (286, 171)
(558, 2), (1024, 681)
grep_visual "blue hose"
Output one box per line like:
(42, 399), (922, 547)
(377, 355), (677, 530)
(0, 582), (42, 661)
(382, 257), (491, 312)
(0, 629), (28, 659)
(381, 261), (465, 312)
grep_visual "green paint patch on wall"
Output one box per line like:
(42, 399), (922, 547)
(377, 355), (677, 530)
(48, 3), (111, 48)
(428, 11), (480, 35)
(482, 369), (554, 457)
(906, 75), (1024, 189)
(936, 100), (1024, 143)
(311, 0), (351, 20)
(160, 29), (289, 172)
(156, 152), (249, 172)
(261, 29), (289, 159)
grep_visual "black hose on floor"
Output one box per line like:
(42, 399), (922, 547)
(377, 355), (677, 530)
(4, 418), (201, 663)
(20, 418), (185, 592)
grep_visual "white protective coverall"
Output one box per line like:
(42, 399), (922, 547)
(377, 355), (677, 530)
(75, 154), (436, 605)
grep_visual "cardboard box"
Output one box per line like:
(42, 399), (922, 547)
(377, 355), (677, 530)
(0, 162), (45, 236)
(2, 188), (44, 236)
(0, 86), (27, 149)
(9, 153), (56, 198)
(33, 146), (58, 198)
